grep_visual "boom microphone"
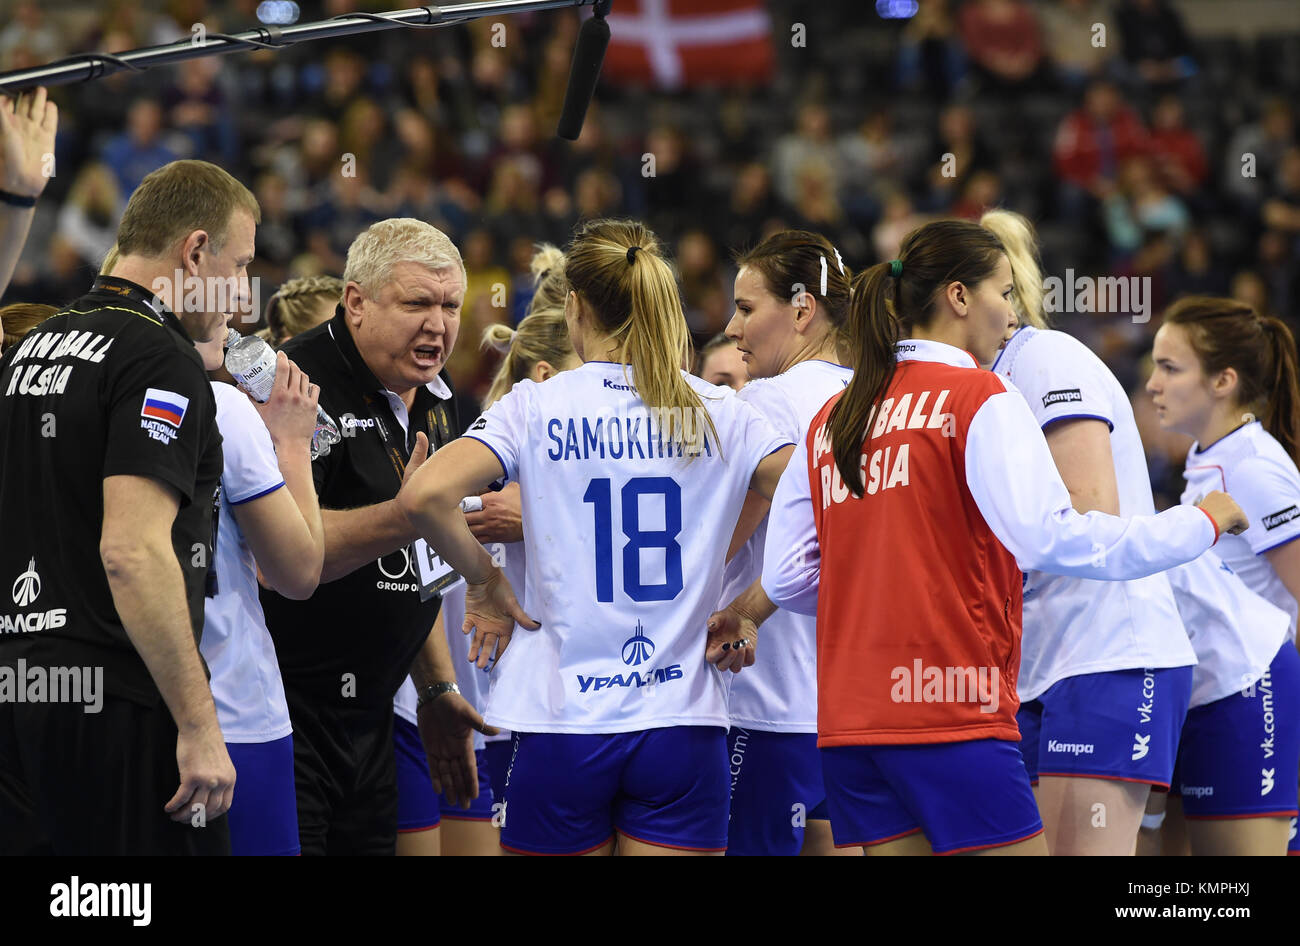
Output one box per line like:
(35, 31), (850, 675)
(556, 0), (613, 141)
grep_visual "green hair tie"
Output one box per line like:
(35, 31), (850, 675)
(889, 259), (903, 278)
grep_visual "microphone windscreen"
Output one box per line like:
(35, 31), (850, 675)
(556, 14), (611, 141)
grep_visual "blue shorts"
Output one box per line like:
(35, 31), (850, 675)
(1171, 643), (1300, 820)
(485, 738), (513, 805)
(1018, 665), (1193, 788)
(439, 748), (496, 821)
(393, 715), (440, 833)
(226, 735), (300, 856)
(500, 727), (729, 855)
(821, 739), (1042, 854)
(726, 728), (828, 856)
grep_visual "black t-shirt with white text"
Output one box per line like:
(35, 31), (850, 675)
(0, 276), (222, 705)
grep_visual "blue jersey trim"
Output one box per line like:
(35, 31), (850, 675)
(1256, 533), (1300, 555)
(1040, 412), (1115, 433)
(229, 481), (286, 505)
(463, 434), (510, 482)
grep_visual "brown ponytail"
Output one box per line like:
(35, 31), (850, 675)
(1166, 296), (1300, 464)
(828, 219), (1005, 496)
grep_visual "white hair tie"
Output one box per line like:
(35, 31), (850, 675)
(819, 255), (828, 297)
(833, 247), (845, 274)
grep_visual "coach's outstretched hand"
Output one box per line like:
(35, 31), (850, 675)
(418, 690), (497, 809)
(464, 566), (541, 670)
(705, 605), (758, 674)
(165, 723), (236, 825)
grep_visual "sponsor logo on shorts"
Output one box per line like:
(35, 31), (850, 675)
(1259, 665), (1275, 763)
(1042, 388), (1082, 408)
(1261, 768), (1276, 796)
(1047, 739), (1095, 756)
(1132, 667), (1155, 761)
(730, 728), (749, 794)
(1181, 784), (1214, 799)
(1262, 505), (1300, 530)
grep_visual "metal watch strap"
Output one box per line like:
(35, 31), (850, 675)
(416, 681), (460, 708)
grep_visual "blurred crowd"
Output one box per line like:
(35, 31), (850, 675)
(2, 0), (1298, 502)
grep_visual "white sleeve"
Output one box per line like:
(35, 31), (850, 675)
(1008, 331), (1116, 431)
(966, 387), (1216, 578)
(215, 386), (284, 505)
(1228, 457), (1300, 555)
(729, 395), (795, 482)
(462, 382), (532, 482)
(760, 445), (819, 616)
(737, 378), (800, 443)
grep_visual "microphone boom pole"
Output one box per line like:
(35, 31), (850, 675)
(0, 1), (613, 140)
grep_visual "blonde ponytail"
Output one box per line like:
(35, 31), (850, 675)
(480, 245), (577, 409)
(565, 219), (720, 458)
(979, 209), (1047, 329)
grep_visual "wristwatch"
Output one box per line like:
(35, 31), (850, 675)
(416, 681), (461, 709)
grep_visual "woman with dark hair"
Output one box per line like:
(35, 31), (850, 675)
(718, 230), (855, 857)
(715, 218), (1246, 855)
(1148, 297), (1300, 855)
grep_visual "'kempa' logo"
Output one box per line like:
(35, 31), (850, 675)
(1262, 506), (1300, 530)
(12, 558), (40, 607)
(1042, 389), (1082, 408)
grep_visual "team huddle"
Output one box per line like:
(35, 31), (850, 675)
(2, 150), (1298, 856)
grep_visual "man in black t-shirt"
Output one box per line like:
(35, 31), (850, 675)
(261, 218), (489, 856)
(0, 160), (259, 855)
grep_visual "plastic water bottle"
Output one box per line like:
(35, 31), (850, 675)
(224, 329), (342, 459)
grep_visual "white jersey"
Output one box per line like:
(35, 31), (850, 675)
(394, 538), (521, 749)
(992, 327), (1195, 700)
(1165, 553), (1289, 707)
(1182, 421), (1300, 637)
(722, 360), (851, 732)
(466, 361), (791, 734)
(201, 383), (292, 743)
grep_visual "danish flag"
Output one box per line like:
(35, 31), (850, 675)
(603, 0), (775, 89)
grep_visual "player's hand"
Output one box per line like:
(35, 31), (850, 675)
(464, 483), (524, 544)
(416, 690), (498, 809)
(463, 566), (540, 670)
(1197, 490), (1248, 537)
(166, 723), (236, 824)
(251, 351), (319, 449)
(0, 87), (57, 199)
(705, 605), (758, 674)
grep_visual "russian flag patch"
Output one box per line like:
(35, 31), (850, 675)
(141, 388), (190, 429)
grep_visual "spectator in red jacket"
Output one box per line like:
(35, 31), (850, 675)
(1053, 80), (1150, 204)
(958, 0), (1045, 96)
(1148, 95), (1208, 196)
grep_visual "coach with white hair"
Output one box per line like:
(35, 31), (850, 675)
(260, 218), (490, 856)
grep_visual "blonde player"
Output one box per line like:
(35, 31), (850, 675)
(1148, 296), (1300, 854)
(397, 219), (794, 855)
(981, 210), (1197, 855)
(718, 230), (856, 856)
